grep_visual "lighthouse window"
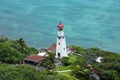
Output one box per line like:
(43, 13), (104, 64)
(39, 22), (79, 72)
(63, 48), (65, 50)
(58, 53), (61, 58)
(58, 43), (60, 45)
(58, 36), (60, 39)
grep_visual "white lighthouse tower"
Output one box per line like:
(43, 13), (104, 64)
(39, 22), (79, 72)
(56, 22), (68, 58)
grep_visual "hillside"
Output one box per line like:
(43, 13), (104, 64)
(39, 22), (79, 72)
(0, 36), (120, 80)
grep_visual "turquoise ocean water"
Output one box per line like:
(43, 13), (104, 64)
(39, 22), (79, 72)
(0, 0), (120, 53)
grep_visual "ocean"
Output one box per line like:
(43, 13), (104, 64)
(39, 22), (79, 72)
(0, 0), (120, 53)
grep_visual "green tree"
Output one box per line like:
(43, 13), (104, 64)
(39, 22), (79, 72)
(0, 64), (76, 80)
(61, 57), (71, 66)
(0, 43), (25, 63)
(43, 52), (55, 69)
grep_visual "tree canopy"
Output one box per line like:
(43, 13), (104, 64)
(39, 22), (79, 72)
(70, 46), (120, 80)
(0, 64), (76, 80)
(0, 36), (38, 64)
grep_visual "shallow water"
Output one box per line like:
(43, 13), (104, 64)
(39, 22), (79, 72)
(0, 0), (120, 53)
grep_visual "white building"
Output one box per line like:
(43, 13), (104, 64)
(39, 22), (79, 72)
(37, 48), (48, 56)
(95, 56), (103, 63)
(56, 22), (68, 58)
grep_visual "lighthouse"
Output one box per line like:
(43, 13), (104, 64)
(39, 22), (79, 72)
(56, 22), (68, 58)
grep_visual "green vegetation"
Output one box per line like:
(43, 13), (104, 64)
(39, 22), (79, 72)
(0, 36), (120, 80)
(55, 65), (71, 71)
(58, 45), (120, 80)
(58, 72), (78, 80)
(61, 57), (71, 66)
(68, 55), (77, 63)
(70, 45), (120, 80)
(57, 55), (77, 70)
(42, 52), (55, 69)
(0, 36), (38, 64)
(0, 64), (76, 80)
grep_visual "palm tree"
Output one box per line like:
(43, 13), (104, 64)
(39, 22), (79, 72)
(17, 38), (27, 53)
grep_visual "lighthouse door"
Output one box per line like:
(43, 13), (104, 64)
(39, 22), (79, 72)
(58, 53), (61, 58)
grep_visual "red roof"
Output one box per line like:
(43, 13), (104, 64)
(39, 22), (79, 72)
(57, 22), (63, 29)
(48, 43), (56, 51)
(24, 54), (44, 62)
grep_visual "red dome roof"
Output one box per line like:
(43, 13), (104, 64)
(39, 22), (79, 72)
(57, 22), (63, 29)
